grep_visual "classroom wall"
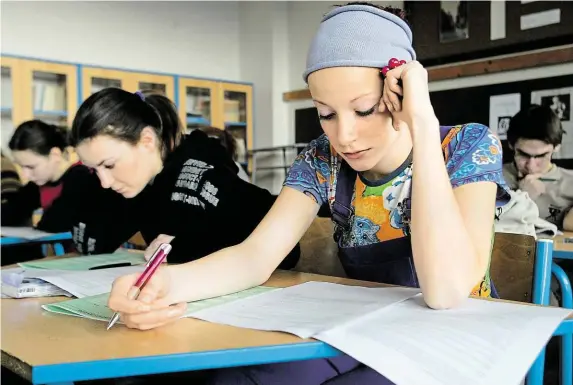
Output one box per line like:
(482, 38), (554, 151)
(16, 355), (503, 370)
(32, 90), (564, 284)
(1, 1), (242, 81)
(3, 1), (569, 194)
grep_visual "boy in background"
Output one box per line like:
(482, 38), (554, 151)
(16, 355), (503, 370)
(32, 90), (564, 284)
(503, 104), (573, 230)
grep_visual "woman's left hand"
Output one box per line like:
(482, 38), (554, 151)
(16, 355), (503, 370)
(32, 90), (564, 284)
(381, 60), (437, 128)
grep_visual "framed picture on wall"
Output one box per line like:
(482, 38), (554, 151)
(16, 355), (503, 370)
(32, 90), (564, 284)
(405, 1), (573, 66)
(439, 1), (469, 43)
(541, 94), (571, 122)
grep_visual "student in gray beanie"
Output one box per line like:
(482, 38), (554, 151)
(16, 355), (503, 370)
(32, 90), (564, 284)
(107, 3), (511, 384)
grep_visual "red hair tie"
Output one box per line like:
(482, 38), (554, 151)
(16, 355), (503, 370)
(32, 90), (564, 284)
(380, 58), (407, 78)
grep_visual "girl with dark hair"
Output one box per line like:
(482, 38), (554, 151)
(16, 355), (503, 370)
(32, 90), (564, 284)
(70, 88), (299, 267)
(2, 120), (99, 233)
(107, 2), (510, 384)
(200, 126), (250, 182)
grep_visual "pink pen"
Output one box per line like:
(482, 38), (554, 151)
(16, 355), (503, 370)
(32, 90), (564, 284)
(106, 243), (172, 330)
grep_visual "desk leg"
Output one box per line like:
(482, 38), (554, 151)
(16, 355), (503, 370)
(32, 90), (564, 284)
(527, 240), (554, 385)
(551, 262), (572, 385)
(53, 242), (65, 256)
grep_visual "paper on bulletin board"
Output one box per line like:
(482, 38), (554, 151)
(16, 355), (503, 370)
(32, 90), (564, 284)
(489, 93), (521, 140)
(532, 87), (573, 159)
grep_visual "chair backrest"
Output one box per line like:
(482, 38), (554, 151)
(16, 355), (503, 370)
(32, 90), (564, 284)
(490, 232), (536, 303)
(296, 217), (346, 278)
(297, 224), (538, 303)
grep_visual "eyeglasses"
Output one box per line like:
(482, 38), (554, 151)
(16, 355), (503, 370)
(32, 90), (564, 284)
(514, 149), (552, 161)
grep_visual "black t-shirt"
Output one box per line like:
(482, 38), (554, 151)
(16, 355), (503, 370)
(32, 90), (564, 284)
(72, 130), (300, 269)
(1, 164), (100, 232)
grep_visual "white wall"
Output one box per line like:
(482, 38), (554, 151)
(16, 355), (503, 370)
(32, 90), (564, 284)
(238, 1), (291, 192)
(1, 1), (241, 80)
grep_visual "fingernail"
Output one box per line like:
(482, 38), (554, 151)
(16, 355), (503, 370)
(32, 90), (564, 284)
(394, 103), (400, 111)
(168, 308), (182, 317)
(139, 294), (152, 304)
(139, 304), (151, 312)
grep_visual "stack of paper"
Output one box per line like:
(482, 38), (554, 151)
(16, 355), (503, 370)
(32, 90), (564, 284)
(1, 268), (70, 298)
(42, 286), (277, 322)
(2, 252), (148, 299)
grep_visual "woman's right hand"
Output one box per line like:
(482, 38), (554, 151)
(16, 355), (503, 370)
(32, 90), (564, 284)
(107, 267), (187, 330)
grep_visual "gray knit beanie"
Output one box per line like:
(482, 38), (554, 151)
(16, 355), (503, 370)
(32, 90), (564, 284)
(303, 4), (416, 83)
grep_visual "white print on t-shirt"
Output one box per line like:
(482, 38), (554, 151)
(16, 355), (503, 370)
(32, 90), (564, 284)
(171, 158), (219, 207)
(171, 192), (205, 208)
(72, 222), (96, 254)
(200, 181), (219, 207)
(174, 159), (213, 191)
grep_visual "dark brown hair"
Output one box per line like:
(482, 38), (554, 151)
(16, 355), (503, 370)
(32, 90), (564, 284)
(9, 120), (69, 156)
(507, 104), (564, 147)
(200, 126), (238, 161)
(71, 88), (182, 158)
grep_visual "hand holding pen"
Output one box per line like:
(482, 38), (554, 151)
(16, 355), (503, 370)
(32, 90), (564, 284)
(107, 243), (187, 330)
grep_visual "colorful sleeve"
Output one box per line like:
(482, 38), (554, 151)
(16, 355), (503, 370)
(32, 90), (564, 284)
(443, 123), (511, 207)
(283, 134), (331, 206)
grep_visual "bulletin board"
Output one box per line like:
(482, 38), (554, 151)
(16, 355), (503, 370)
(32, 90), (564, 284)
(405, 1), (573, 67)
(430, 74), (573, 168)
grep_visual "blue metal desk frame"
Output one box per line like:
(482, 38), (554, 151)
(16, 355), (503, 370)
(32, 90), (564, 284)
(17, 319), (571, 385)
(528, 239), (573, 385)
(1, 232), (72, 256)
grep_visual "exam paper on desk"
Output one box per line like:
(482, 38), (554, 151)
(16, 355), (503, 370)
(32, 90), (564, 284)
(42, 286), (278, 322)
(190, 281), (422, 339)
(315, 294), (572, 385)
(1, 226), (56, 239)
(18, 252), (146, 270)
(29, 265), (145, 298)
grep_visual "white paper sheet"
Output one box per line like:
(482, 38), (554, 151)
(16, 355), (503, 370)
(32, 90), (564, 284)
(316, 294), (572, 385)
(27, 265), (145, 298)
(489, 93), (521, 140)
(190, 281), (421, 338)
(1, 226), (56, 239)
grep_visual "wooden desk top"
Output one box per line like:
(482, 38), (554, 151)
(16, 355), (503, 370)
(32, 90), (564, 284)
(1, 270), (382, 383)
(553, 232), (573, 253)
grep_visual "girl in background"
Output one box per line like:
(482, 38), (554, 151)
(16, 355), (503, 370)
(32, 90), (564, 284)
(2, 120), (97, 233)
(200, 126), (250, 182)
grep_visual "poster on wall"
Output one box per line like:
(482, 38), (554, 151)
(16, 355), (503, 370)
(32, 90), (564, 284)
(439, 1), (469, 43)
(531, 87), (573, 159)
(489, 93), (521, 140)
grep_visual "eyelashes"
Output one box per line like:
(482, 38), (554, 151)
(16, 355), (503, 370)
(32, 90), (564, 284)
(356, 105), (377, 117)
(318, 104), (377, 121)
(318, 112), (335, 121)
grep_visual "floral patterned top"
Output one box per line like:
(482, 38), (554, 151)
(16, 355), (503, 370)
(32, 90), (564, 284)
(284, 123), (511, 298)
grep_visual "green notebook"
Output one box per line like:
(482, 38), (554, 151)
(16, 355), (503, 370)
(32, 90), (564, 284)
(19, 252), (146, 271)
(42, 286), (278, 323)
